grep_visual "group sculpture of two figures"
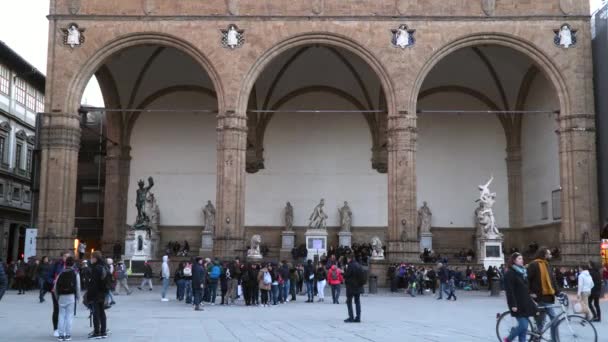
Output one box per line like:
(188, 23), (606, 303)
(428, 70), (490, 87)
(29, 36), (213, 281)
(476, 176), (502, 238)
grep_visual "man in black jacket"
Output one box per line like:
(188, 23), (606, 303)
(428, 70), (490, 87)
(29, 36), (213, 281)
(436, 263), (450, 299)
(192, 257), (205, 311)
(588, 261), (602, 322)
(344, 255), (363, 323)
(86, 251), (108, 339)
(304, 260), (315, 303)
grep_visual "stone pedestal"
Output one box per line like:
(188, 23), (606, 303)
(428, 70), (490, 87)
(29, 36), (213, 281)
(124, 228), (160, 262)
(305, 229), (328, 261)
(246, 253), (263, 262)
(338, 231), (352, 247)
(280, 230), (296, 260)
(477, 236), (504, 268)
(199, 231), (214, 258)
(420, 232), (433, 252)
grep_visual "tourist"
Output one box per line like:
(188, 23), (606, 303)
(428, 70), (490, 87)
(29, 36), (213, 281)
(183, 261), (193, 304)
(85, 251), (108, 339)
(258, 264), (271, 307)
(503, 252), (537, 342)
(242, 263), (255, 306)
(588, 261), (602, 322)
(38, 256), (51, 303)
(315, 263), (328, 302)
(54, 256), (81, 341)
(268, 263), (279, 305)
(577, 264), (594, 321)
(289, 263), (298, 301)
(161, 255), (170, 302)
(78, 241), (87, 260)
(219, 261), (228, 305)
(436, 262), (450, 300)
(105, 258), (116, 306)
(15, 259), (27, 294)
(406, 269), (416, 297)
(0, 257), (6, 301)
(114, 261), (132, 295)
(192, 257), (205, 311)
(344, 255), (363, 323)
(296, 264), (304, 295)
(279, 260), (290, 303)
(427, 267), (437, 294)
(138, 261), (153, 291)
(48, 252), (71, 338)
(446, 275), (457, 301)
(207, 259), (221, 305)
(304, 260), (315, 303)
(174, 262), (185, 301)
(327, 264), (343, 304)
(227, 258), (240, 305)
(79, 260), (92, 294)
(527, 247), (560, 335)
(602, 264), (608, 298)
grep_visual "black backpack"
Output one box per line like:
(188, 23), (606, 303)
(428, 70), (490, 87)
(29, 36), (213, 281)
(56, 269), (77, 295)
(102, 266), (113, 293)
(356, 266), (368, 287)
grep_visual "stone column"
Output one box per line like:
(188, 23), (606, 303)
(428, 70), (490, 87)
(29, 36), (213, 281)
(386, 112), (418, 262)
(505, 145), (524, 228)
(101, 144), (131, 255)
(213, 111), (247, 259)
(36, 113), (81, 257)
(558, 114), (600, 264)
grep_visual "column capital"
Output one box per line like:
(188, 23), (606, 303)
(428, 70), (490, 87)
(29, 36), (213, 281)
(40, 125), (81, 151)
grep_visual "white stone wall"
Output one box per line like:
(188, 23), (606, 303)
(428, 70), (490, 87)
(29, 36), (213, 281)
(127, 92), (217, 226)
(521, 74), (560, 226)
(245, 93), (388, 227)
(417, 92), (509, 228)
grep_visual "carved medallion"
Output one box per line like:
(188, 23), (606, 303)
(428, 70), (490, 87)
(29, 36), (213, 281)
(312, 0), (325, 15)
(391, 24), (416, 49)
(481, 0), (496, 16)
(554, 24), (577, 49)
(226, 0), (239, 15)
(221, 24), (245, 49)
(559, 0), (575, 15)
(61, 23), (85, 49)
(68, 0), (81, 15)
(142, 0), (157, 15)
(395, 0), (408, 15)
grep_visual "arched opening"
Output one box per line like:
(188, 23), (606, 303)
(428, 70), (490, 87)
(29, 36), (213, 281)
(243, 44), (389, 254)
(76, 44), (218, 254)
(416, 44), (561, 258)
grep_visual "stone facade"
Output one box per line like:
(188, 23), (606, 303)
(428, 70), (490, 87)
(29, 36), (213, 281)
(38, 0), (599, 264)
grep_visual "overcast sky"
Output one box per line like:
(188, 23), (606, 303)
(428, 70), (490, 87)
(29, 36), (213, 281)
(0, 0), (605, 107)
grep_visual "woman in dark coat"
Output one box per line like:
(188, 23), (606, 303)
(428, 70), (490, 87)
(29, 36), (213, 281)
(504, 252), (537, 342)
(588, 260), (602, 322)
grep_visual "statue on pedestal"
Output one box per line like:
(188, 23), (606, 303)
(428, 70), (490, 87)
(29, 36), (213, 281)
(338, 201), (352, 232)
(476, 177), (502, 238)
(247, 234), (262, 258)
(308, 198), (328, 229)
(418, 201), (432, 235)
(134, 177), (154, 228)
(203, 200), (216, 232)
(284, 202), (294, 230)
(371, 236), (384, 259)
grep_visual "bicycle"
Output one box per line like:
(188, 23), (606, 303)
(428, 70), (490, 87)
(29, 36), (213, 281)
(496, 294), (597, 341)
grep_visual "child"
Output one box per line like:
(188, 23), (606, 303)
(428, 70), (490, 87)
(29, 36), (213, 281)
(54, 256), (81, 341)
(446, 276), (457, 301)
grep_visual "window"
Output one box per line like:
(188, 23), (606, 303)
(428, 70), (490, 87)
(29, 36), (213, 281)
(12, 186), (21, 201)
(26, 85), (36, 111)
(0, 64), (9, 95)
(26, 147), (33, 172)
(14, 78), (26, 105)
(23, 189), (31, 203)
(552, 189), (561, 220)
(0, 136), (5, 164)
(0, 183), (4, 198)
(36, 92), (44, 113)
(15, 143), (22, 170)
(541, 201), (549, 220)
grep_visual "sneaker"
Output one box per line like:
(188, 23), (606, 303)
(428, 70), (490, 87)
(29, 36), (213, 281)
(344, 318), (354, 323)
(58, 335), (65, 341)
(161, 298), (169, 302)
(88, 332), (99, 339)
(64, 336), (72, 341)
(54, 330), (59, 337)
(137, 287), (142, 290)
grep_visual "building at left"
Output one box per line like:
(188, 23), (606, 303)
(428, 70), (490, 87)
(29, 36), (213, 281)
(0, 41), (42, 262)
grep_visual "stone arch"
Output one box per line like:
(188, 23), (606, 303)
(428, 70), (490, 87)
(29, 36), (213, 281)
(410, 33), (569, 117)
(237, 32), (397, 117)
(65, 32), (225, 117)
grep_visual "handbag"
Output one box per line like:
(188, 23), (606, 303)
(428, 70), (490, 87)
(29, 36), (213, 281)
(237, 285), (243, 297)
(573, 302), (583, 314)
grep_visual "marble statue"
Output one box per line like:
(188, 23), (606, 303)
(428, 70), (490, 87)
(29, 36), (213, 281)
(227, 25), (239, 46)
(67, 25), (81, 47)
(203, 200), (216, 232)
(308, 199), (328, 229)
(338, 201), (352, 232)
(284, 202), (294, 230)
(145, 192), (160, 235)
(371, 236), (384, 259)
(222, 24), (244, 49)
(135, 177), (154, 227)
(418, 201), (432, 234)
(391, 24), (415, 49)
(247, 234), (262, 257)
(476, 177), (502, 237)
(559, 24), (573, 48)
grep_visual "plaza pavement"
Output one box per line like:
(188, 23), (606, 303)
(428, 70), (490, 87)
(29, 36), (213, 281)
(0, 288), (606, 342)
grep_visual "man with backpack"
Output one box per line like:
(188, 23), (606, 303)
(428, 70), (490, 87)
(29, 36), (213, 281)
(207, 259), (222, 305)
(138, 261), (154, 291)
(304, 260), (315, 303)
(85, 251), (109, 339)
(344, 255), (365, 323)
(183, 261), (193, 304)
(54, 256), (81, 341)
(47, 252), (71, 338)
(114, 261), (132, 295)
(192, 257), (205, 311)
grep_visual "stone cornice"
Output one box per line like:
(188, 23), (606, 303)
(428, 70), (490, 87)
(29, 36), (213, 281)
(40, 125), (81, 150)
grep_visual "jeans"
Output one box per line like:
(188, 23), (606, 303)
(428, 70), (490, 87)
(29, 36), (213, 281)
(161, 278), (170, 299)
(227, 278), (237, 303)
(208, 280), (218, 303)
(271, 284), (279, 304)
(91, 301), (107, 334)
(437, 282), (450, 299)
(589, 293), (601, 320)
(57, 301), (75, 337)
(283, 280), (290, 301)
(139, 278), (153, 290)
(193, 287), (202, 306)
(346, 292), (361, 320)
(176, 279), (185, 300)
(305, 280), (314, 301)
(331, 284), (341, 303)
(507, 317), (529, 342)
(38, 278), (47, 301)
(317, 280), (326, 299)
(184, 280), (193, 304)
(536, 301), (558, 339)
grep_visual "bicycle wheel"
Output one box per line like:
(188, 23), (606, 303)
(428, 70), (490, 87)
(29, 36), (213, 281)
(555, 315), (597, 342)
(496, 311), (535, 341)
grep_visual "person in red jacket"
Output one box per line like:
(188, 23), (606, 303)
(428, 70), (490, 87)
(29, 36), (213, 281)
(327, 264), (344, 304)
